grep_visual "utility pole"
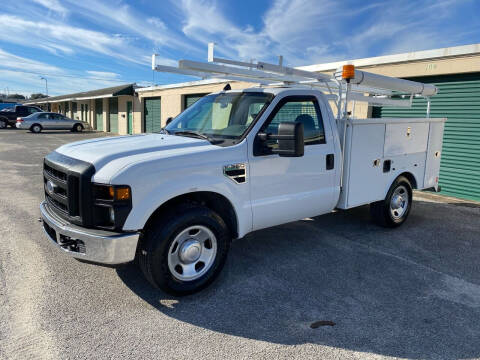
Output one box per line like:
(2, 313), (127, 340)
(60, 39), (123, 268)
(40, 76), (48, 96)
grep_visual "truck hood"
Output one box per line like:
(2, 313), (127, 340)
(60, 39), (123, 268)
(55, 134), (213, 169)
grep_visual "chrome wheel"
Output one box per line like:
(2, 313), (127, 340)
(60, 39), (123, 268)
(390, 185), (409, 219)
(167, 225), (217, 281)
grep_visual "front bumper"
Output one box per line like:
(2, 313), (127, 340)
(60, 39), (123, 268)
(40, 201), (139, 265)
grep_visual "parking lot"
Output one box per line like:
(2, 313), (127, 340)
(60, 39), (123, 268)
(0, 128), (479, 359)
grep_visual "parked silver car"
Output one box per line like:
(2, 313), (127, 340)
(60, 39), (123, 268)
(16, 112), (91, 133)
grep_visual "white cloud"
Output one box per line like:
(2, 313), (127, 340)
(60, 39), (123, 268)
(0, 48), (63, 73)
(32, 0), (68, 17)
(86, 71), (120, 79)
(0, 68), (126, 97)
(0, 14), (152, 65)
(174, 0), (476, 66)
(62, 0), (199, 54)
(262, 0), (337, 45)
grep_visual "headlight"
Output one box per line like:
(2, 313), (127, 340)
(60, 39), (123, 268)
(92, 184), (132, 230)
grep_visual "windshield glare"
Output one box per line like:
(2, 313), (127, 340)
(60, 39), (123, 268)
(165, 92), (273, 141)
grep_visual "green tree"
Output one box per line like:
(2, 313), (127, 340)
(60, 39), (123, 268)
(30, 93), (48, 99)
(7, 94), (26, 100)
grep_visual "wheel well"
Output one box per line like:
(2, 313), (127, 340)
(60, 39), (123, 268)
(398, 172), (417, 189)
(31, 123), (42, 129)
(144, 191), (239, 239)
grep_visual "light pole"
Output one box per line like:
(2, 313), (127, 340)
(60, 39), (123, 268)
(40, 76), (48, 97)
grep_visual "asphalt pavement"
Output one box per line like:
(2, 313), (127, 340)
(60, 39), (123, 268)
(1, 128), (480, 359)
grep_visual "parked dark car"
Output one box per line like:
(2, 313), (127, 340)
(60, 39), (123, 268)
(0, 105), (43, 128)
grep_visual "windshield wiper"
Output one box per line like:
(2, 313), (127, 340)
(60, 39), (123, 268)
(173, 130), (223, 144)
(174, 130), (210, 140)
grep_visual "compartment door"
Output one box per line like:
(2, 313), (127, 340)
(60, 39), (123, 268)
(346, 124), (386, 208)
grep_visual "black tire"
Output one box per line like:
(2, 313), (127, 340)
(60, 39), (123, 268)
(0, 118), (7, 129)
(30, 124), (42, 133)
(138, 204), (231, 295)
(370, 176), (413, 227)
(73, 123), (83, 132)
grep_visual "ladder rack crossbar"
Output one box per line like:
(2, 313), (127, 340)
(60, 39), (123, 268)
(151, 43), (438, 109)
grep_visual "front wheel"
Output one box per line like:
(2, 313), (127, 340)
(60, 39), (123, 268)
(73, 123), (83, 132)
(139, 205), (231, 295)
(370, 176), (413, 227)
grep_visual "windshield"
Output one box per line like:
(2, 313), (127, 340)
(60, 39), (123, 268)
(165, 92), (273, 144)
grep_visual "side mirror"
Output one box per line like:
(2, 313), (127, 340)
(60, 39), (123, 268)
(165, 117), (173, 126)
(258, 121), (304, 157)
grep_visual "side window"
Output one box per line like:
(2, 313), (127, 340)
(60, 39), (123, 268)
(246, 102), (265, 125)
(38, 113), (47, 119)
(28, 107), (40, 114)
(264, 98), (325, 145)
(17, 106), (27, 115)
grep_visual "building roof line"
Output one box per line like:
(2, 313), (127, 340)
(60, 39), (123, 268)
(24, 83), (137, 104)
(136, 78), (230, 92)
(299, 43), (480, 72)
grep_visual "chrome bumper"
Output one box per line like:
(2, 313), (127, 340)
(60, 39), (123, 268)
(40, 201), (139, 265)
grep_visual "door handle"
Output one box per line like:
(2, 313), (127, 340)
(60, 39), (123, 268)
(326, 154), (334, 170)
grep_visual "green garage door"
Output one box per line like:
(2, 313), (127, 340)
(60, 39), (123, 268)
(109, 97), (118, 133)
(184, 93), (207, 109)
(95, 99), (103, 131)
(373, 73), (480, 202)
(144, 97), (161, 133)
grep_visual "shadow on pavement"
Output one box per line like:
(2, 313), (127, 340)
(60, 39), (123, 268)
(117, 201), (480, 359)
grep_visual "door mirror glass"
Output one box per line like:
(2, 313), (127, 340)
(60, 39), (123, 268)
(257, 121), (304, 157)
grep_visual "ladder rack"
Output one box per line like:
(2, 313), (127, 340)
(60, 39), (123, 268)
(152, 43), (438, 118)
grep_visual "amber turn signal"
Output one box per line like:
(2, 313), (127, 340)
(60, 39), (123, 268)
(115, 187), (131, 200)
(105, 185), (131, 200)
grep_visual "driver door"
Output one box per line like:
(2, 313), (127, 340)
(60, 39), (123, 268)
(248, 95), (337, 231)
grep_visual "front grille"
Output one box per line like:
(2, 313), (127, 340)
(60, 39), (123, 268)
(46, 193), (68, 213)
(44, 164), (71, 215)
(44, 163), (67, 182)
(43, 152), (95, 227)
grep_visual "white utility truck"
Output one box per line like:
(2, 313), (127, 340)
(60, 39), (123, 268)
(40, 45), (445, 295)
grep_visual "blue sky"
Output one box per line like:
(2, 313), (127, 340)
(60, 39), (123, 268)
(1, 0), (479, 96)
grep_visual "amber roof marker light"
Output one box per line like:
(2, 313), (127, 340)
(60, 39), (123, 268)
(342, 64), (355, 82)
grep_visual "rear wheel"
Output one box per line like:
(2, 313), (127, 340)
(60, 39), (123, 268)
(139, 204), (231, 295)
(0, 118), (7, 129)
(30, 124), (42, 133)
(370, 176), (413, 227)
(72, 123), (83, 132)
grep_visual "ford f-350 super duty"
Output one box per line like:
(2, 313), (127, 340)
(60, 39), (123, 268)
(40, 54), (445, 295)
